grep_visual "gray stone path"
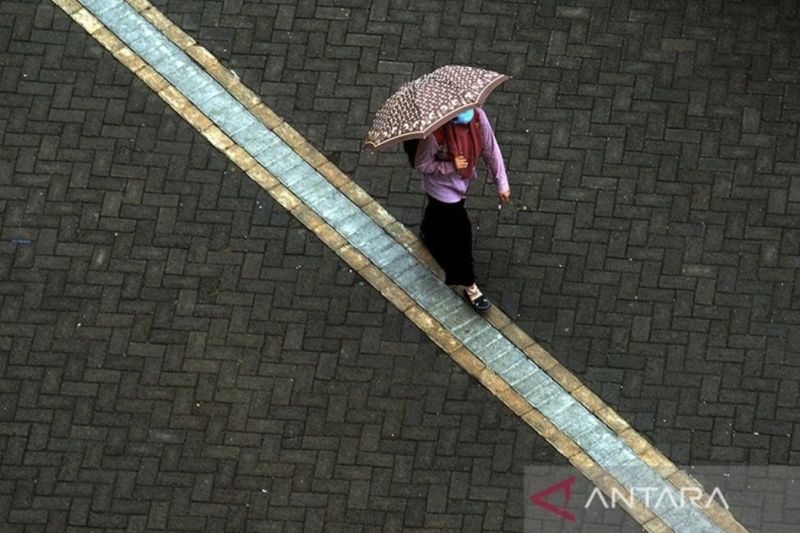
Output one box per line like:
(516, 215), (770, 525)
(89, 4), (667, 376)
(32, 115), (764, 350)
(2, 0), (799, 531)
(68, 0), (735, 530)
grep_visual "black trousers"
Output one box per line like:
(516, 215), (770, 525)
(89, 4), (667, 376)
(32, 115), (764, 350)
(420, 196), (476, 287)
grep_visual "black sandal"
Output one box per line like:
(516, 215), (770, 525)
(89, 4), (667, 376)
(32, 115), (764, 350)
(464, 289), (491, 312)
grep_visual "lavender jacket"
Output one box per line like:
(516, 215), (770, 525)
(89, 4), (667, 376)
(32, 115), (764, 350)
(414, 107), (509, 204)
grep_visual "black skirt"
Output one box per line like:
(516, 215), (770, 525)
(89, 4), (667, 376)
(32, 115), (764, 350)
(420, 195), (476, 287)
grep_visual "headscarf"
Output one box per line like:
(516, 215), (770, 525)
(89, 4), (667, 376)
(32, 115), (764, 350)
(441, 108), (483, 179)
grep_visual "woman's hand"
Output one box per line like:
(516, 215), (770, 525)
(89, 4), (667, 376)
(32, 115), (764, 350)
(499, 189), (511, 204)
(453, 155), (469, 170)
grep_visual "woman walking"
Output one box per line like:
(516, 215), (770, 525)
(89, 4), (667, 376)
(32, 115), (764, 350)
(414, 106), (511, 312)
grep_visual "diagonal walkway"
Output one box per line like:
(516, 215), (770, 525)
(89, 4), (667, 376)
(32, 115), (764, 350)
(54, 0), (747, 531)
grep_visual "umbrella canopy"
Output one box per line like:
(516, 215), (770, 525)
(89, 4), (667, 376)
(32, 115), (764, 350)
(364, 65), (509, 150)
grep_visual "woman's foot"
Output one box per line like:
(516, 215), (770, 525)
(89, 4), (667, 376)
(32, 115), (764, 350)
(464, 284), (491, 312)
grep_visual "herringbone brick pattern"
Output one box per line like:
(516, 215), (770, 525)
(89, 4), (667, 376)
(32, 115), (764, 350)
(2, 0), (800, 530)
(1, 2), (564, 531)
(156, 0), (800, 468)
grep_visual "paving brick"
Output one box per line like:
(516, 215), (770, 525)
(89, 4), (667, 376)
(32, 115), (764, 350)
(2, 0), (797, 530)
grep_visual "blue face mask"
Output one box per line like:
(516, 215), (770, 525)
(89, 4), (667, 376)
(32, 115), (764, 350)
(452, 108), (475, 125)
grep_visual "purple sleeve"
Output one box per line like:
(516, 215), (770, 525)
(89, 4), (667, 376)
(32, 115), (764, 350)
(477, 108), (510, 194)
(414, 134), (455, 175)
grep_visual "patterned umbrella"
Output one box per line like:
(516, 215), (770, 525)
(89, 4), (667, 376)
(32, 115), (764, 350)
(364, 65), (509, 150)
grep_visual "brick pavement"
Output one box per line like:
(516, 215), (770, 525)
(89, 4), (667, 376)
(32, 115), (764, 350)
(2, 2), (562, 531)
(2, 0), (800, 531)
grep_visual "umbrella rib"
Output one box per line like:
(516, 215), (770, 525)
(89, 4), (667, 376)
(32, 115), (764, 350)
(476, 75), (511, 105)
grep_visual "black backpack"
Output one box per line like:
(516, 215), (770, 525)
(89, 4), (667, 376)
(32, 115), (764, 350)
(402, 140), (419, 167)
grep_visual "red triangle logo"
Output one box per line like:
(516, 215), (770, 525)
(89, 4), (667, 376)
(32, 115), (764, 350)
(529, 476), (577, 522)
